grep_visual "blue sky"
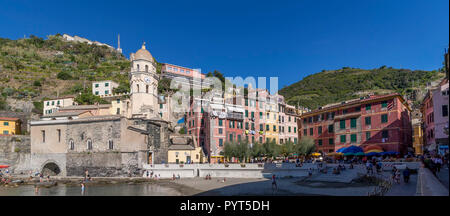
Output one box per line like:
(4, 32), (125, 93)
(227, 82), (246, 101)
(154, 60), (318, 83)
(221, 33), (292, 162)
(0, 0), (448, 90)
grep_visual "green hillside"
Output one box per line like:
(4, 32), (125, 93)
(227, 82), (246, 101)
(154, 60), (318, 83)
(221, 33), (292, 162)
(278, 66), (446, 110)
(0, 34), (170, 112)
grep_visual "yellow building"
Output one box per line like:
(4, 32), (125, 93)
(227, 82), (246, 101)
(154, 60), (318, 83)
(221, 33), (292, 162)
(0, 117), (21, 135)
(168, 146), (204, 164)
(167, 135), (205, 164)
(413, 123), (424, 155)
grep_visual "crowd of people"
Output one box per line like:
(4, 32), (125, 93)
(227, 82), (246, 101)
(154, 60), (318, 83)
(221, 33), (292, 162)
(421, 153), (448, 177)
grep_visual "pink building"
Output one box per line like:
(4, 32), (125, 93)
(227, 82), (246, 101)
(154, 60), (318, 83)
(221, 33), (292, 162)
(422, 91), (435, 152)
(432, 78), (449, 153)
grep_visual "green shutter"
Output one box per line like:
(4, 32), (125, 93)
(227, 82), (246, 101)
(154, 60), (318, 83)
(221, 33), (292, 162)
(340, 135), (346, 143)
(381, 114), (388, 123)
(382, 101), (387, 108)
(366, 132), (371, 141)
(351, 134), (357, 143)
(365, 117), (371, 125)
(350, 118), (356, 128)
(328, 124), (334, 133)
(245, 110), (248, 117)
(318, 140), (322, 146)
(340, 120), (346, 129)
(329, 138), (334, 145)
(366, 104), (371, 110)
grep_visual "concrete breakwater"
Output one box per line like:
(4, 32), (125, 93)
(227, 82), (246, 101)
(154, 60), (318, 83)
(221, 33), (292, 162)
(142, 162), (421, 179)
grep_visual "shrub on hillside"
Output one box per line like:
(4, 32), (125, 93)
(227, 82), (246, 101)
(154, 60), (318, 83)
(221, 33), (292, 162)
(57, 71), (73, 80)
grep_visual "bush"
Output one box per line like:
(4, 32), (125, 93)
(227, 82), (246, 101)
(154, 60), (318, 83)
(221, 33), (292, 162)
(57, 71), (73, 80)
(33, 80), (41, 87)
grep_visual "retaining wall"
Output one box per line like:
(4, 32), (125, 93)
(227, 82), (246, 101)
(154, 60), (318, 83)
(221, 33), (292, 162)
(142, 162), (421, 179)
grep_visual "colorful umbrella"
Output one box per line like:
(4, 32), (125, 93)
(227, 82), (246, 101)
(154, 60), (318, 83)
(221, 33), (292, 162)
(336, 147), (347, 153)
(354, 152), (366, 156)
(366, 152), (380, 156)
(344, 152), (355, 156)
(365, 149), (383, 153)
(311, 152), (321, 156)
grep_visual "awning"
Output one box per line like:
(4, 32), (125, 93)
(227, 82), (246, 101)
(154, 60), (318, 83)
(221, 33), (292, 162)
(439, 145), (448, 149)
(226, 106), (244, 113)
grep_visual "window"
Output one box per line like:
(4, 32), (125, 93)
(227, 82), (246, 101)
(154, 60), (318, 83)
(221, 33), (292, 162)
(366, 132), (371, 141)
(219, 128), (223, 134)
(108, 140), (114, 150)
(201, 119), (204, 126)
(328, 124), (334, 133)
(266, 125), (270, 131)
(3, 122), (9, 126)
(116, 108), (120, 115)
(343, 109), (348, 114)
(251, 123), (255, 130)
(145, 65), (148, 72)
(381, 114), (388, 123)
(219, 139), (223, 147)
(105, 90), (109, 95)
(318, 126), (322, 135)
(3, 130), (8, 135)
(46, 101), (49, 106)
(87, 139), (92, 150)
(95, 84), (99, 88)
(273, 125), (277, 132)
(117, 99), (120, 104)
(382, 130), (389, 139)
(245, 110), (248, 117)
(340, 135), (346, 143)
(192, 120), (195, 126)
(355, 106), (361, 112)
(310, 128), (313, 136)
(51, 101), (54, 105)
(245, 99), (248, 106)
(260, 124), (263, 131)
(329, 138), (334, 145)
(160, 104), (163, 109)
(42, 130), (45, 143)
(260, 137), (263, 143)
(294, 127), (297, 133)
(350, 134), (357, 143)
(259, 112), (263, 118)
(381, 101), (387, 108)
(288, 126), (291, 133)
(69, 139), (74, 150)
(294, 138), (298, 144)
(318, 139), (322, 146)
(146, 85), (149, 93)
(229, 134), (233, 142)
(304, 129), (307, 136)
(95, 91), (99, 95)
(350, 118), (356, 128)
(443, 105), (448, 117)
(366, 104), (371, 110)
(365, 116), (371, 125)
(288, 116), (291, 122)
(57, 129), (61, 142)
(105, 82), (109, 87)
(229, 121), (232, 128)
(251, 112), (254, 118)
(219, 119), (223, 126)
(245, 122), (249, 130)
(340, 120), (346, 129)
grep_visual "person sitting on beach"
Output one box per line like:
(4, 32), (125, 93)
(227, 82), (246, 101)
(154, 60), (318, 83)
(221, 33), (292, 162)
(172, 174), (176, 180)
(308, 168), (313, 177)
(177, 174), (181, 179)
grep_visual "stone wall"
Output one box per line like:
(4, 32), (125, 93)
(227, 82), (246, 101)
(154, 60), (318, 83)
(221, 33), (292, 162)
(0, 135), (31, 173)
(65, 152), (141, 177)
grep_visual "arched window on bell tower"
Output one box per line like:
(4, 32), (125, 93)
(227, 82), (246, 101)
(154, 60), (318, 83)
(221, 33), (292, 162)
(146, 85), (149, 93)
(137, 64), (140, 71)
(137, 84), (140, 93)
(145, 65), (148, 72)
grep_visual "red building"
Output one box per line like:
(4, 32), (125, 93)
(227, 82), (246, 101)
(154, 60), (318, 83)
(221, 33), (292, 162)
(298, 93), (412, 154)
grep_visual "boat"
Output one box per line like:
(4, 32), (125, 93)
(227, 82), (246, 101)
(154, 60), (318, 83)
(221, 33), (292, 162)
(0, 165), (10, 169)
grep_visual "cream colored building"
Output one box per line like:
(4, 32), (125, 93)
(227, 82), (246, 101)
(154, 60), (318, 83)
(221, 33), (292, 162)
(43, 96), (76, 115)
(92, 81), (119, 96)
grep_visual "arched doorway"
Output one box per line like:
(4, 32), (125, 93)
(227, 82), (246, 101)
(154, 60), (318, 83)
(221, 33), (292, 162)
(41, 162), (61, 176)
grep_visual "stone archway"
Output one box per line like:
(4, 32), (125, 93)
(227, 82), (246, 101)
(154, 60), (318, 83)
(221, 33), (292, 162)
(41, 162), (61, 176)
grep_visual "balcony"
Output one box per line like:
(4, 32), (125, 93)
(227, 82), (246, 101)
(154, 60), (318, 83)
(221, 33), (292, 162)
(227, 112), (244, 120)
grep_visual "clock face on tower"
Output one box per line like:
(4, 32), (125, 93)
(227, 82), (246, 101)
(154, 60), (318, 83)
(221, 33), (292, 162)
(144, 77), (150, 83)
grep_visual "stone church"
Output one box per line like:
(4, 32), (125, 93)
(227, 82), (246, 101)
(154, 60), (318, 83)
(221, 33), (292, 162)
(29, 44), (172, 177)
